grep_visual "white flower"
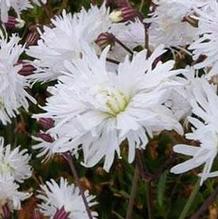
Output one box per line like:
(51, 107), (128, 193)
(33, 45), (187, 171)
(27, 4), (111, 82)
(37, 177), (98, 219)
(162, 89), (191, 121)
(189, 0), (218, 79)
(108, 19), (145, 61)
(0, 137), (31, 183)
(0, 33), (35, 125)
(0, 0), (32, 22)
(27, 4), (148, 82)
(146, 0), (209, 48)
(171, 78), (218, 185)
(0, 174), (30, 211)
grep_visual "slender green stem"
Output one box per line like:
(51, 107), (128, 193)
(125, 165), (139, 219)
(139, 0), (145, 12)
(146, 181), (153, 219)
(178, 179), (200, 219)
(63, 153), (93, 219)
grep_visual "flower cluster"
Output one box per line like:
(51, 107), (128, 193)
(0, 137), (31, 215)
(2, 0), (218, 217)
(0, 33), (35, 125)
(29, 0), (218, 185)
(37, 177), (98, 219)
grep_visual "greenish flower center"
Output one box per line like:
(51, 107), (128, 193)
(105, 90), (130, 117)
(0, 162), (14, 175)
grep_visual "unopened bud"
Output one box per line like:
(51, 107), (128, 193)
(18, 61), (36, 76)
(109, 10), (123, 22)
(26, 26), (40, 47)
(95, 32), (115, 48)
(1, 204), (11, 219)
(109, 6), (139, 23)
(4, 16), (25, 29)
(38, 117), (54, 130)
(36, 132), (54, 143)
(53, 206), (70, 219)
(120, 6), (139, 22)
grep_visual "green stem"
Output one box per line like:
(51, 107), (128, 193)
(178, 179), (200, 219)
(139, 0), (145, 12)
(125, 165), (139, 219)
(63, 153), (93, 219)
(146, 181), (153, 219)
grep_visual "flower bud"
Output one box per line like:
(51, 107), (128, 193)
(53, 206), (70, 219)
(38, 117), (54, 130)
(36, 133), (54, 143)
(4, 16), (25, 29)
(120, 6), (139, 22)
(95, 32), (115, 49)
(109, 10), (123, 22)
(109, 6), (139, 22)
(25, 26), (40, 47)
(18, 62), (36, 76)
(1, 204), (11, 219)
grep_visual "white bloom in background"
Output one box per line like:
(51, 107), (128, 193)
(33, 45), (187, 171)
(38, 178), (98, 219)
(0, 174), (30, 211)
(171, 78), (218, 185)
(108, 19), (145, 61)
(0, 137), (31, 183)
(113, 19), (145, 48)
(0, 0), (32, 22)
(162, 89), (191, 121)
(27, 4), (111, 82)
(189, 0), (218, 79)
(27, 4), (148, 82)
(0, 33), (35, 125)
(146, 0), (209, 49)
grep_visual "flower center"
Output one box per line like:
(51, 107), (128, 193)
(103, 89), (130, 117)
(0, 162), (14, 175)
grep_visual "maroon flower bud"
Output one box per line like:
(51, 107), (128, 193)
(36, 132), (54, 143)
(1, 204), (11, 219)
(120, 6), (140, 22)
(53, 206), (70, 219)
(95, 32), (115, 49)
(18, 61), (36, 76)
(25, 30), (40, 47)
(4, 16), (25, 29)
(38, 117), (54, 130)
(109, 6), (140, 23)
